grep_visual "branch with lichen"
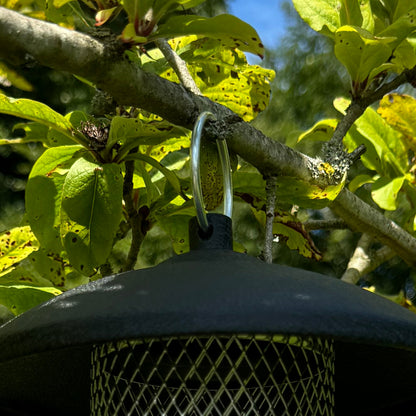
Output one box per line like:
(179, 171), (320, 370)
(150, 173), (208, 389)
(323, 66), (416, 178)
(2, 7), (416, 266)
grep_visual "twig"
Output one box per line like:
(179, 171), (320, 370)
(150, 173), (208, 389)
(122, 157), (146, 272)
(341, 233), (396, 284)
(304, 219), (349, 231)
(329, 65), (416, 147)
(155, 38), (202, 96)
(264, 176), (278, 264)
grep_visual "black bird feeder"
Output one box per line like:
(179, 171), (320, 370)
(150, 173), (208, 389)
(1, 112), (416, 416)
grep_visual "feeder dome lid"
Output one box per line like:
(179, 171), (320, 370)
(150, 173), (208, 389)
(1, 222), (416, 415)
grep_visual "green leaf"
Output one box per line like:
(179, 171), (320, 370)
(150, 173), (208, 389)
(233, 167), (345, 209)
(0, 94), (88, 146)
(125, 153), (182, 195)
(335, 97), (408, 176)
(275, 174), (346, 209)
(29, 249), (67, 288)
(297, 119), (338, 142)
(157, 214), (192, 255)
(348, 173), (375, 192)
(146, 136), (190, 163)
(250, 207), (321, 260)
(334, 26), (393, 85)
(0, 226), (39, 274)
(292, 0), (341, 36)
(152, 14), (265, 58)
(60, 158), (123, 275)
(371, 176), (405, 210)
(26, 145), (86, 252)
(391, 40), (416, 72)
(0, 284), (61, 315)
(0, 62), (33, 92)
(157, 36), (274, 122)
(109, 115), (188, 161)
(377, 7), (416, 49)
(0, 122), (48, 146)
(340, 0), (363, 27)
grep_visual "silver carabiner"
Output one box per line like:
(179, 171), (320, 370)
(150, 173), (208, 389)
(190, 111), (233, 233)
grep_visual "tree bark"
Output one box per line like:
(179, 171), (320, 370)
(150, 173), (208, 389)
(1, 7), (416, 265)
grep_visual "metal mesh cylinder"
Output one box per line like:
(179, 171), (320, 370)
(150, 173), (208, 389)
(91, 335), (335, 416)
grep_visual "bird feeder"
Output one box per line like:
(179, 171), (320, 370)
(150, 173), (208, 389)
(1, 113), (416, 416)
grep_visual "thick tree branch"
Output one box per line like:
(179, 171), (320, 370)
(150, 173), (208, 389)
(331, 189), (416, 265)
(2, 7), (416, 266)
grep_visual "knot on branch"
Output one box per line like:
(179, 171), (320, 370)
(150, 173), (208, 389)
(313, 141), (366, 183)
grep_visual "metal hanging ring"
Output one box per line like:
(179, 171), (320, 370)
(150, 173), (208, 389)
(191, 111), (233, 234)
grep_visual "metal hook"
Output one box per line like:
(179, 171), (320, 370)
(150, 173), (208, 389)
(191, 111), (233, 233)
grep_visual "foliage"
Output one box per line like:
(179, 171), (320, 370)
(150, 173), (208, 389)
(254, 1), (349, 144)
(1, 0), (416, 316)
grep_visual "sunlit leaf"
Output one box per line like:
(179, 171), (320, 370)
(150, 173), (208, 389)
(157, 36), (274, 121)
(0, 284), (61, 315)
(153, 14), (265, 58)
(371, 176), (405, 210)
(0, 226), (39, 274)
(0, 122), (48, 146)
(109, 115), (188, 161)
(125, 153), (183, 196)
(0, 62), (33, 92)
(378, 94), (416, 152)
(335, 97), (408, 176)
(334, 26), (393, 85)
(391, 40), (416, 72)
(29, 248), (67, 288)
(292, 0), (341, 37)
(275, 174), (346, 209)
(348, 173), (375, 192)
(0, 94), (87, 145)
(297, 119), (338, 143)
(60, 158), (123, 275)
(377, 7), (416, 49)
(251, 207), (321, 260)
(340, 0), (363, 27)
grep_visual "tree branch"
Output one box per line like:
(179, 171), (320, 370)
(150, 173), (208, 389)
(329, 66), (416, 146)
(2, 7), (416, 266)
(341, 234), (395, 285)
(155, 38), (202, 96)
(331, 189), (416, 266)
(264, 176), (277, 263)
(304, 218), (349, 231)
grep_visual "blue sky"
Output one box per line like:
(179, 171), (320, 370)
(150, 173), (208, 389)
(228, 0), (288, 49)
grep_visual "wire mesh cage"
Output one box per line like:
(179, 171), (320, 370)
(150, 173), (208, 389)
(91, 334), (335, 416)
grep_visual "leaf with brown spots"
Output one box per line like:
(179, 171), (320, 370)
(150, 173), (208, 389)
(0, 226), (39, 274)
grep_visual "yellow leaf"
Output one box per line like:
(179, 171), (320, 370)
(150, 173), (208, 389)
(378, 93), (416, 152)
